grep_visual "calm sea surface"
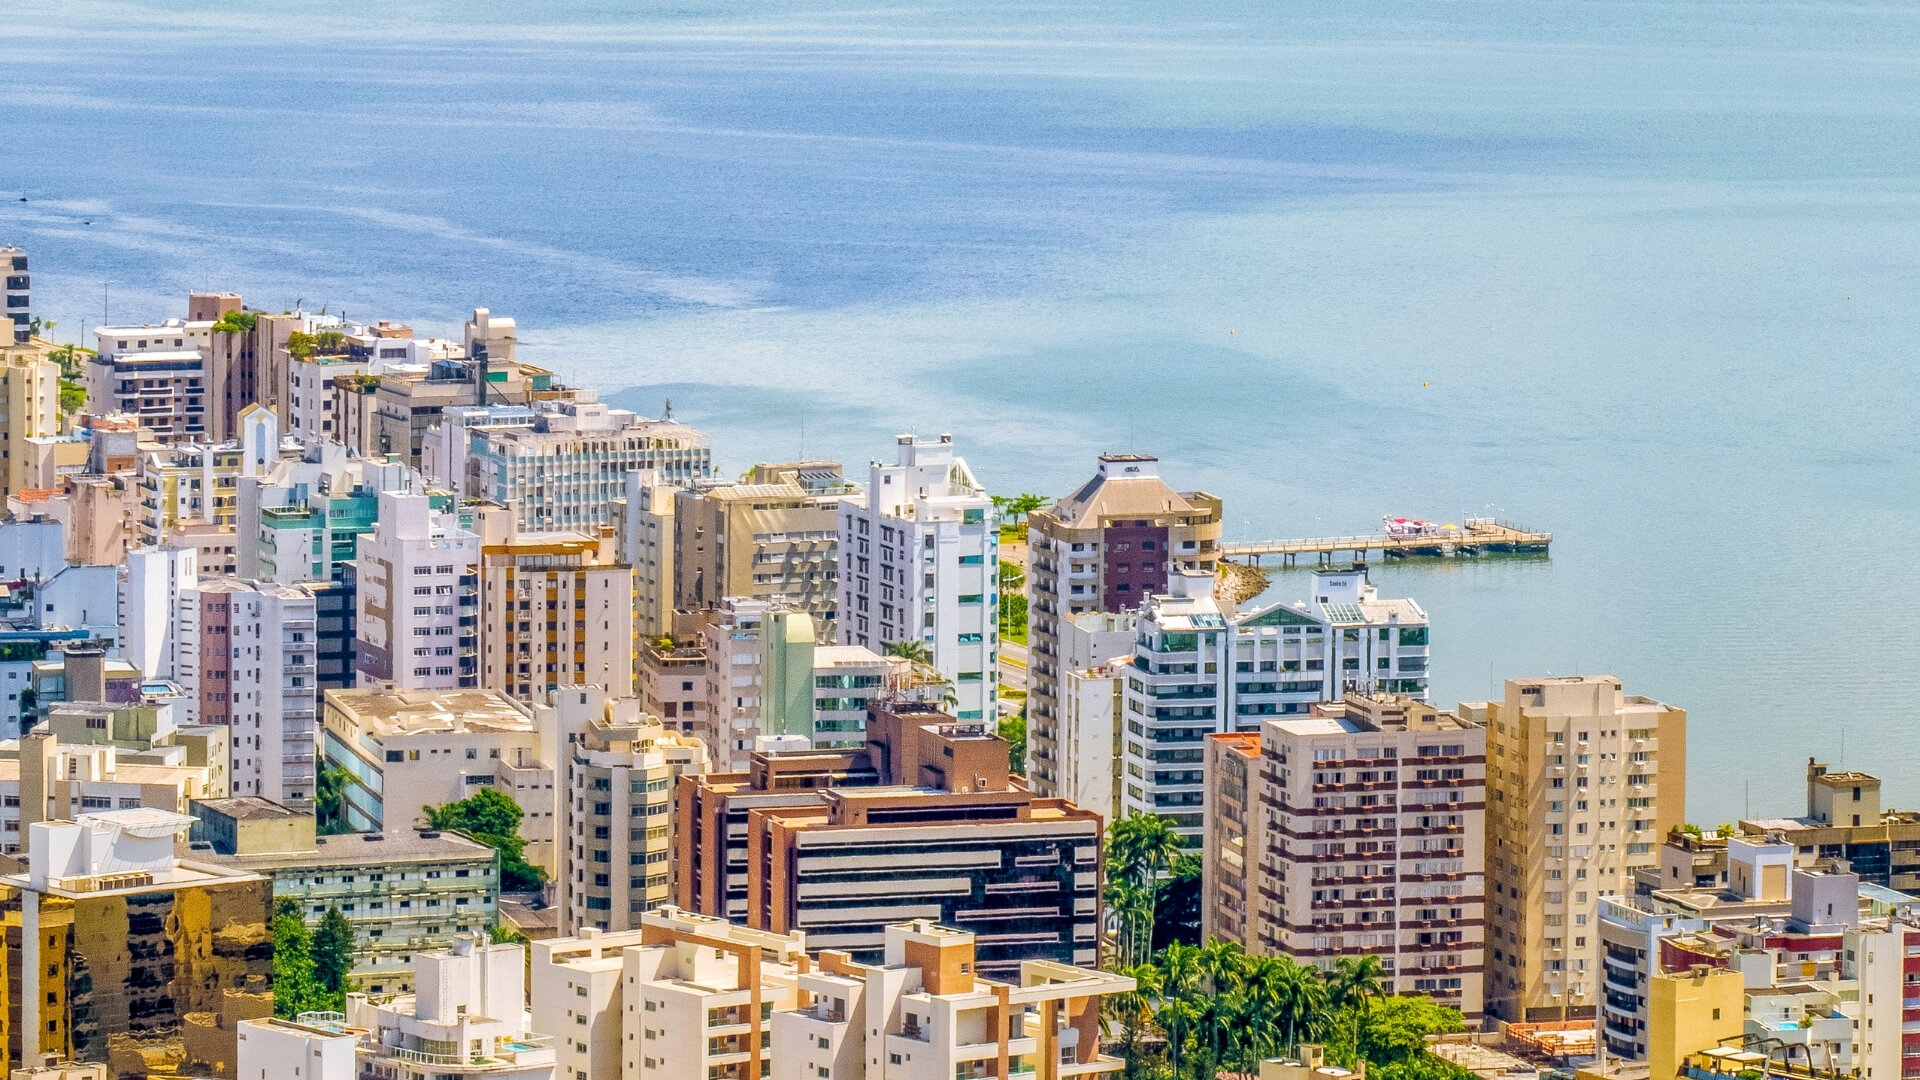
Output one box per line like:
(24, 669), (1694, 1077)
(5, 0), (1920, 821)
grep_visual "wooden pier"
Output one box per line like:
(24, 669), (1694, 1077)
(1222, 519), (1551, 565)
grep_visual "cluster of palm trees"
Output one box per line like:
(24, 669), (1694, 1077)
(1106, 812), (1188, 966)
(1101, 814), (1468, 1080)
(1108, 947), (1403, 1080)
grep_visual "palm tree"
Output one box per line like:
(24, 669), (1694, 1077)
(1272, 957), (1329, 1056)
(1108, 961), (1163, 1080)
(886, 639), (932, 664)
(1325, 954), (1387, 1059)
(1157, 942), (1204, 1074)
(1238, 955), (1289, 1064)
(1105, 813), (1183, 963)
(1197, 939), (1247, 1066)
(1104, 876), (1154, 968)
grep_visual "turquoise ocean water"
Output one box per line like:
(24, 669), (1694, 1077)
(5, 0), (1920, 821)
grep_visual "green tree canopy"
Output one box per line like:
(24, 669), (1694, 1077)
(425, 787), (545, 891)
(1105, 813), (1183, 967)
(271, 897), (331, 1018)
(313, 907), (355, 996)
(1106, 937), (1466, 1080)
(211, 311), (258, 334)
(1355, 996), (1466, 1064)
(997, 709), (1026, 775)
(885, 639), (932, 664)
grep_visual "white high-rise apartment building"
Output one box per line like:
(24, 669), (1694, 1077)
(461, 394), (711, 534)
(1120, 565), (1430, 841)
(355, 491), (481, 689)
(837, 434), (997, 721)
(120, 546), (199, 680)
(176, 578), (319, 802)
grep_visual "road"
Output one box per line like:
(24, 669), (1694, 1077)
(998, 640), (1028, 693)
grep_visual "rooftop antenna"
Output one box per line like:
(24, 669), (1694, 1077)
(662, 397), (673, 421)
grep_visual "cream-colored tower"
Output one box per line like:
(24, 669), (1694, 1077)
(0, 342), (61, 499)
(1470, 676), (1685, 1022)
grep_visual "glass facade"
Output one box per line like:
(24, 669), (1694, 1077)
(5, 875), (273, 1080)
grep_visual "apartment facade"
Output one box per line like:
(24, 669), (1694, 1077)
(203, 304), (305, 441)
(1119, 566), (1430, 842)
(538, 688), (711, 933)
(680, 704), (1103, 975)
(237, 1017), (359, 1080)
(677, 744), (884, 922)
(476, 517), (635, 703)
(463, 395), (711, 534)
(354, 491), (481, 689)
(696, 599), (885, 769)
(1, 730), (223, 853)
(88, 319), (214, 444)
(529, 908), (808, 1080)
(837, 435), (998, 721)
(0, 342), (60, 500)
(772, 920), (1131, 1080)
(177, 577), (320, 802)
(283, 319), (419, 441)
(319, 686), (551, 857)
(3, 246), (28, 342)
(1200, 731), (1262, 946)
(674, 462), (847, 628)
(235, 442), (416, 585)
(638, 635), (707, 736)
(1040, 611), (1135, 818)
(1471, 675), (1687, 1022)
(619, 469), (689, 642)
(370, 356), (555, 468)
(1231, 695), (1488, 1018)
(1026, 454), (1221, 798)
(195, 795), (502, 993)
(1732, 762), (1920, 893)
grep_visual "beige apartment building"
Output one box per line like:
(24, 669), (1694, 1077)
(534, 687), (710, 933)
(1211, 695), (1487, 1018)
(475, 509), (636, 703)
(0, 341), (60, 500)
(1200, 731), (1262, 946)
(672, 462), (848, 631)
(1466, 675), (1686, 1022)
(1025, 454), (1220, 798)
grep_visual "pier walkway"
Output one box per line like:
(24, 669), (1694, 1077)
(1222, 519), (1551, 565)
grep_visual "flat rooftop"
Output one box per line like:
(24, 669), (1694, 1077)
(195, 797), (304, 821)
(213, 830), (494, 869)
(4, 856), (263, 898)
(325, 687), (532, 734)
